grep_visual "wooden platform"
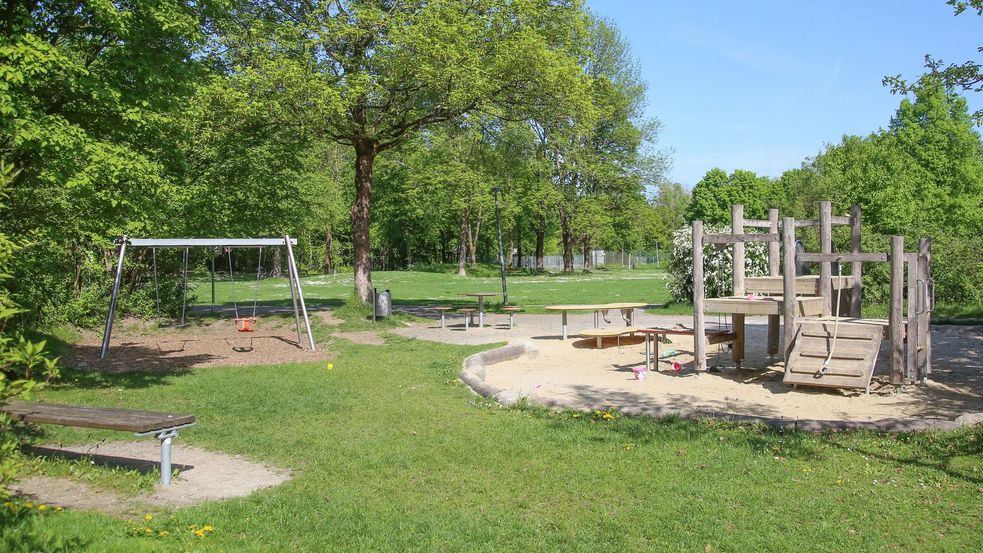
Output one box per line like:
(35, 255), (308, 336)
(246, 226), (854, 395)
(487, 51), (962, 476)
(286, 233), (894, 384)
(704, 295), (824, 316)
(745, 275), (856, 295)
(2, 400), (195, 433)
(783, 322), (883, 392)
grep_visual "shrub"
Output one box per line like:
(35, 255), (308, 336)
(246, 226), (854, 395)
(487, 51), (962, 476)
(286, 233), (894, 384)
(666, 224), (769, 303)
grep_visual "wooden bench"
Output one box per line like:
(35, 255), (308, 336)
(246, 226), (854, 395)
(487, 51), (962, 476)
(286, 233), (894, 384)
(432, 306), (453, 329)
(501, 306), (522, 329)
(2, 400), (196, 486)
(579, 326), (640, 348)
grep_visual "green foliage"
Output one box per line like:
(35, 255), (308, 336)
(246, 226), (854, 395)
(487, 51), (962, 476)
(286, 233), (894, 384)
(807, 81), (983, 304)
(884, 0), (983, 124)
(685, 168), (782, 224)
(0, 160), (54, 502)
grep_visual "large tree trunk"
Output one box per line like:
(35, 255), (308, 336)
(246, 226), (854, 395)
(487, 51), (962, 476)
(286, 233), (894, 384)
(560, 208), (574, 272)
(458, 207), (469, 276)
(273, 247), (282, 277)
(352, 141), (376, 303)
(582, 237), (591, 272)
(467, 210), (482, 269)
(535, 225), (545, 271)
(322, 227), (333, 274)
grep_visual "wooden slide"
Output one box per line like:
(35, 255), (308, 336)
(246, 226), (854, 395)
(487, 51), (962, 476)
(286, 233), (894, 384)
(783, 322), (883, 393)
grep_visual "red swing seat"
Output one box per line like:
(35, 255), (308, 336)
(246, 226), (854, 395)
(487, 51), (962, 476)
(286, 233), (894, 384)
(235, 317), (257, 332)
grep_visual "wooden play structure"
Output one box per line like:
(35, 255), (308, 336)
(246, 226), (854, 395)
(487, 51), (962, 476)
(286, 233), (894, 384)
(692, 201), (933, 392)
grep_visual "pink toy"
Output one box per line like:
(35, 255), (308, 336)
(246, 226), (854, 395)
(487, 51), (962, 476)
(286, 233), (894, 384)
(671, 361), (683, 372)
(632, 366), (648, 381)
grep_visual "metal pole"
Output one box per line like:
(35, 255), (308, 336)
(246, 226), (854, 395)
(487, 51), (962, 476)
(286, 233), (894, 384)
(494, 187), (508, 305)
(210, 249), (216, 313)
(180, 247), (188, 326)
(285, 235), (316, 350)
(100, 236), (128, 359)
(285, 244), (304, 347)
(160, 434), (173, 486)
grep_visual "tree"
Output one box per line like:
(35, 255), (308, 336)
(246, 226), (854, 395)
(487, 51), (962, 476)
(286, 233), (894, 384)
(685, 168), (780, 225)
(536, 15), (663, 271)
(0, 0), (219, 323)
(229, 0), (589, 301)
(884, 0), (983, 123)
(647, 181), (689, 249)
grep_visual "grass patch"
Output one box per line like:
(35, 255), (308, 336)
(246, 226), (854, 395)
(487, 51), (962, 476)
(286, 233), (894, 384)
(17, 330), (983, 551)
(189, 268), (672, 314)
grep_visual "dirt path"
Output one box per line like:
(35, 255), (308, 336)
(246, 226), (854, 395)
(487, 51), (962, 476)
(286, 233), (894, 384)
(13, 441), (290, 516)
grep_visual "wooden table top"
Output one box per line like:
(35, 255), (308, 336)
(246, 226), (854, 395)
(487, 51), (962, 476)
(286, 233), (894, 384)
(544, 302), (648, 311)
(462, 292), (501, 297)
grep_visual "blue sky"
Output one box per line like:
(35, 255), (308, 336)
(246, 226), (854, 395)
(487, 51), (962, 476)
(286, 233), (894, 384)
(586, 0), (983, 188)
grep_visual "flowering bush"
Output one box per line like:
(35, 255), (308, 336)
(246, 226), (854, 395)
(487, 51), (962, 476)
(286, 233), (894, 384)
(666, 224), (769, 303)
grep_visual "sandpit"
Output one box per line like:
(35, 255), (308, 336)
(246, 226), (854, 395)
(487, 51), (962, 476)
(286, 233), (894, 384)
(399, 311), (983, 428)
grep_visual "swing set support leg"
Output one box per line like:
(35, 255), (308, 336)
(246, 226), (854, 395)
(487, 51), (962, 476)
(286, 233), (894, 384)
(101, 236), (128, 359)
(285, 235), (316, 351)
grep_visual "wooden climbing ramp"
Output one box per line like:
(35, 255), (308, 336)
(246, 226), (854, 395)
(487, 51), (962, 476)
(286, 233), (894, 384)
(784, 322), (883, 392)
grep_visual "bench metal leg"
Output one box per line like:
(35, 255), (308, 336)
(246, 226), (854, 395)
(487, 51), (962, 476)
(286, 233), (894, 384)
(157, 429), (178, 486)
(440, 312), (445, 329)
(562, 312), (568, 339)
(509, 313), (514, 330)
(465, 314), (470, 331)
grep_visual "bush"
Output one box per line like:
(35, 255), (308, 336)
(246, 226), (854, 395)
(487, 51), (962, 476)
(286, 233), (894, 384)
(666, 224), (769, 303)
(1, 161), (57, 500)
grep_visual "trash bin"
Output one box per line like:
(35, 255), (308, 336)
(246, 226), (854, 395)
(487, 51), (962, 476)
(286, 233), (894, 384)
(373, 288), (392, 320)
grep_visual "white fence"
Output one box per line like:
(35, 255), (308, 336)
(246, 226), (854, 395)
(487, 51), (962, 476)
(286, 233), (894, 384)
(512, 250), (661, 270)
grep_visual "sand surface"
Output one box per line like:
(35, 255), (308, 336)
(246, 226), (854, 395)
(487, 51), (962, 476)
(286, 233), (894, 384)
(13, 441), (290, 516)
(396, 310), (983, 422)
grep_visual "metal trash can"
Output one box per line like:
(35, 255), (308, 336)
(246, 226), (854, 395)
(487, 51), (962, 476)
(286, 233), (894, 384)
(373, 288), (392, 320)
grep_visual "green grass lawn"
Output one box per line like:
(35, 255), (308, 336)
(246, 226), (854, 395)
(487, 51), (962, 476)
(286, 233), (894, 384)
(8, 313), (982, 551)
(189, 267), (692, 315)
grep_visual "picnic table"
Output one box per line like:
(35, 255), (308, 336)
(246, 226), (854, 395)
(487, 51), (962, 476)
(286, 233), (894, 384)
(636, 327), (736, 371)
(544, 302), (648, 339)
(462, 292), (500, 328)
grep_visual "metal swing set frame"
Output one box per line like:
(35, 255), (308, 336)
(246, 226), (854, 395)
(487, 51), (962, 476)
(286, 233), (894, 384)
(100, 235), (316, 359)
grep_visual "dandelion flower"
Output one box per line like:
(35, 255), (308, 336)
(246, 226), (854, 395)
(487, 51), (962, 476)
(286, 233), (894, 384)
(159, 530), (170, 537)
(144, 514), (154, 522)
(326, 363), (334, 371)
(38, 504), (47, 512)
(203, 525), (214, 532)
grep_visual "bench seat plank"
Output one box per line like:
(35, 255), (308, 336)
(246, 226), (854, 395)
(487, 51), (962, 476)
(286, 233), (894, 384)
(2, 400), (195, 434)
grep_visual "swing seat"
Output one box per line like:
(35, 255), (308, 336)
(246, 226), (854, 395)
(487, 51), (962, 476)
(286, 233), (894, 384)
(235, 317), (257, 332)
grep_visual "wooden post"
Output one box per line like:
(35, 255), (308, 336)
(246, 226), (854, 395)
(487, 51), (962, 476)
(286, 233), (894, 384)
(732, 204), (745, 296)
(906, 254), (918, 385)
(782, 217), (797, 361)
(693, 221), (707, 371)
(889, 235), (904, 385)
(918, 238), (932, 379)
(767, 209), (780, 357)
(850, 204), (862, 317)
(819, 201), (832, 317)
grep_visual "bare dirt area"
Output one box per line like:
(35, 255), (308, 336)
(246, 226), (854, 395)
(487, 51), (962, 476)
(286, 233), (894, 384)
(12, 441), (290, 516)
(67, 317), (330, 371)
(399, 312), (983, 423)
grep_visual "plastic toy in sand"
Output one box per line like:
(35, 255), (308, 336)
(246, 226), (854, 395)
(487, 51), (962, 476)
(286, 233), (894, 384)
(632, 366), (649, 381)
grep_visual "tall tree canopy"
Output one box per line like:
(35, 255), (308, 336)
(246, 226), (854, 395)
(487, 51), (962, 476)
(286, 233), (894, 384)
(227, 0), (590, 301)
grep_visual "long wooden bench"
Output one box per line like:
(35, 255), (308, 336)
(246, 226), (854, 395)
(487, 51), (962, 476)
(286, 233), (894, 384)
(2, 400), (196, 486)
(579, 326), (640, 348)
